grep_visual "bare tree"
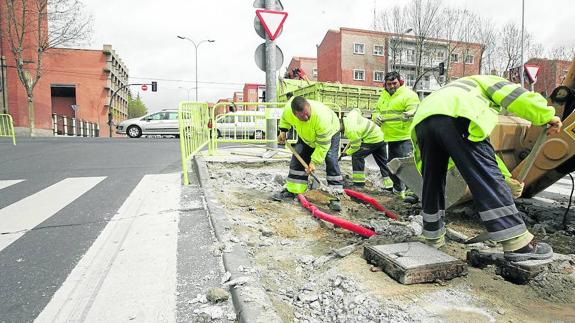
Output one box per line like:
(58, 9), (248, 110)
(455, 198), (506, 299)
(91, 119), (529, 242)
(476, 17), (496, 75)
(376, 6), (409, 73)
(548, 46), (575, 61)
(2, 0), (92, 136)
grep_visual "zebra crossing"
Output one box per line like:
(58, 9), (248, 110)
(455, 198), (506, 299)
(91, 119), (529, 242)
(0, 173), (211, 322)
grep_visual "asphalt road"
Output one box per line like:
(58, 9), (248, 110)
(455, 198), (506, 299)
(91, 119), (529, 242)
(0, 137), (230, 322)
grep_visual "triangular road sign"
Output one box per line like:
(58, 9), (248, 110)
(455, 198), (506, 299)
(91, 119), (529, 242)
(255, 9), (288, 41)
(524, 64), (540, 83)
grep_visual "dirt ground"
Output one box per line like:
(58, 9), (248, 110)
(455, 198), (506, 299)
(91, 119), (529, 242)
(207, 161), (575, 323)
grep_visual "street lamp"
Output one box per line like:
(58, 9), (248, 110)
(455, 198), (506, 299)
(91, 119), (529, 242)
(398, 28), (413, 77)
(177, 35), (215, 101)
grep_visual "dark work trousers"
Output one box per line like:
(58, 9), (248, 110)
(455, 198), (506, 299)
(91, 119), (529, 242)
(351, 141), (391, 180)
(387, 139), (413, 192)
(286, 133), (343, 192)
(415, 115), (527, 242)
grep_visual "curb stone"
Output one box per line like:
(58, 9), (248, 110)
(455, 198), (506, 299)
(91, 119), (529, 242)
(193, 155), (282, 323)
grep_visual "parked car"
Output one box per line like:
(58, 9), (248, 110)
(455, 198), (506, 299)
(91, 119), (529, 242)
(116, 109), (179, 138)
(215, 111), (266, 139)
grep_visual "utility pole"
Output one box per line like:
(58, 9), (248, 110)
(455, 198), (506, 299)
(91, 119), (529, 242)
(265, 0), (278, 149)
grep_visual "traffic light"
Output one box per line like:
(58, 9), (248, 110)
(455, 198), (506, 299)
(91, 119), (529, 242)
(151, 81), (158, 92)
(438, 62), (445, 76)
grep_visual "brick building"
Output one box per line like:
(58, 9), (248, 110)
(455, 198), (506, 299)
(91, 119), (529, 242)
(286, 57), (318, 81)
(526, 58), (572, 97)
(317, 27), (482, 96)
(0, 1), (129, 137)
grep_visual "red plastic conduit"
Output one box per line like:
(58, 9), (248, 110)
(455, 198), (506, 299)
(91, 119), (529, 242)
(343, 189), (398, 220)
(297, 194), (376, 238)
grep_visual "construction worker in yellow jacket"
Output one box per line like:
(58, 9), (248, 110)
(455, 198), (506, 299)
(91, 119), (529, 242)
(274, 96), (343, 210)
(411, 75), (562, 261)
(373, 71), (420, 199)
(340, 108), (390, 188)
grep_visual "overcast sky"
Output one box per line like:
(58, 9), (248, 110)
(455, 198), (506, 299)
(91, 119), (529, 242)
(82, 0), (574, 113)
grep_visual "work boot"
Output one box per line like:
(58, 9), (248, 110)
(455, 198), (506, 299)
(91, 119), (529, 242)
(504, 242), (553, 262)
(273, 189), (296, 201)
(352, 182), (365, 188)
(392, 189), (406, 200)
(414, 235), (446, 249)
(403, 195), (419, 204)
(382, 177), (393, 191)
(328, 199), (342, 212)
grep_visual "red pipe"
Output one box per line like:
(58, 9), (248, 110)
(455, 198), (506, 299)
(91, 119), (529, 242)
(343, 189), (398, 220)
(297, 194), (376, 238)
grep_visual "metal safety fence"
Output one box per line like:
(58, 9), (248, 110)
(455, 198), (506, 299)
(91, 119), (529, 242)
(0, 113), (16, 145)
(52, 114), (100, 137)
(179, 102), (211, 185)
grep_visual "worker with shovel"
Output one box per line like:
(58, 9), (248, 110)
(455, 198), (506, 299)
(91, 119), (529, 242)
(273, 96), (343, 211)
(411, 75), (562, 260)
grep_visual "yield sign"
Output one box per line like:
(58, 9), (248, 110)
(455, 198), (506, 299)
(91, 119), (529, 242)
(524, 64), (540, 83)
(255, 9), (288, 41)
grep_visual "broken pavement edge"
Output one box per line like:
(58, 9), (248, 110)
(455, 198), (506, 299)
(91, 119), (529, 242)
(193, 155), (282, 323)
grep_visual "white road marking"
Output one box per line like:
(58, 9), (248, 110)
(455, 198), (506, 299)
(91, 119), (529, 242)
(0, 177), (106, 252)
(0, 179), (24, 190)
(36, 173), (181, 323)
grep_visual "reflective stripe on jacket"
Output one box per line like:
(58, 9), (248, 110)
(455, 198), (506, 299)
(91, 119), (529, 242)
(279, 99), (340, 165)
(373, 85), (420, 142)
(343, 108), (384, 155)
(410, 75), (556, 172)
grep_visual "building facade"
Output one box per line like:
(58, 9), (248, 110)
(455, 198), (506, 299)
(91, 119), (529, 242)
(286, 57), (318, 81)
(526, 58), (572, 97)
(317, 27), (482, 95)
(0, 0), (129, 137)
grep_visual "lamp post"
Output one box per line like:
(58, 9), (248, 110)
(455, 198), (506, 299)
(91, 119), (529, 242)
(177, 36), (215, 101)
(398, 28), (413, 77)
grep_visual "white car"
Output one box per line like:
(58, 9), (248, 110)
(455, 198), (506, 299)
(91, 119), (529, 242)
(215, 111), (266, 139)
(116, 110), (179, 138)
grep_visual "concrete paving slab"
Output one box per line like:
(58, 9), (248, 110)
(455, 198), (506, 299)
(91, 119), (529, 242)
(364, 242), (468, 285)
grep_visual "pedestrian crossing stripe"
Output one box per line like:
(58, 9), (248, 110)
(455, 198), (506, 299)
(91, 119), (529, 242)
(0, 177), (106, 253)
(0, 179), (25, 190)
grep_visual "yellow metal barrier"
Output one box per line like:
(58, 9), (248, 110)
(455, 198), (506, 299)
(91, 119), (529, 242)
(178, 102), (210, 185)
(0, 114), (16, 145)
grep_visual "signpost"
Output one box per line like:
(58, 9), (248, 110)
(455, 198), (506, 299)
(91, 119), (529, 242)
(253, 0), (287, 149)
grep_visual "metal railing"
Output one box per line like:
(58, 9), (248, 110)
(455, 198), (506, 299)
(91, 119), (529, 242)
(0, 113), (16, 145)
(179, 102), (210, 185)
(52, 114), (99, 137)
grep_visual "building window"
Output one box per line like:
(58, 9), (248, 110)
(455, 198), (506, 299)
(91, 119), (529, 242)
(465, 54), (474, 64)
(436, 51), (445, 60)
(451, 53), (459, 63)
(406, 49), (415, 63)
(312, 68), (318, 78)
(353, 69), (365, 81)
(373, 45), (384, 56)
(406, 74), (415, 87)
(374, 71), (384, 82)
(353, 43), (365, 54)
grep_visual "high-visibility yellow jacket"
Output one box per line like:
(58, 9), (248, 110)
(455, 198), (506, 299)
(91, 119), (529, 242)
(373, 85), (420, 142)
(343, 108), (384, 155)
(279, 99), (340, 165)
(410, 75), (556, 172)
